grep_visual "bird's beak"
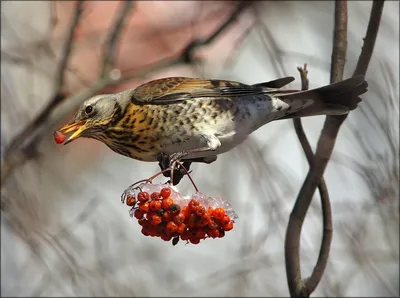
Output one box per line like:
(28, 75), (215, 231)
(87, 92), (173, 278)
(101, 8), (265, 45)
(58, 120), (87, 145)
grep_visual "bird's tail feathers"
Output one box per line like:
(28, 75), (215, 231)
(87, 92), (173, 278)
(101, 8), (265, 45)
(275, 75), (368, 119)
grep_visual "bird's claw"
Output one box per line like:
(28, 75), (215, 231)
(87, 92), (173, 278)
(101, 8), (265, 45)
(168, 152), (186, 169)
(156, 152), (191, 186)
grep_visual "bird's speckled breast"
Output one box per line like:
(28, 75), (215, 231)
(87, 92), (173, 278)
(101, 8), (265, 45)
(105, 95), (274, 161)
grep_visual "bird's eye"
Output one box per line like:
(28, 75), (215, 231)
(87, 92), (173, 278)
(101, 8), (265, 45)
(85, 105), (93, 114)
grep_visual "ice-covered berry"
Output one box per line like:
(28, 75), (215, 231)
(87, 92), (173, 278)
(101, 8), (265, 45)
(121, 182), (237, 245)
(137, 192), (150, 202)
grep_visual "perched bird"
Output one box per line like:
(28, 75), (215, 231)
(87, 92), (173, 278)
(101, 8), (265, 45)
(58, 75), (368, 180)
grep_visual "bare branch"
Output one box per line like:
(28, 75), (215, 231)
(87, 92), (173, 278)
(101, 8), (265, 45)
(3, 1), (84, 157)
(102, 0), (134, 75)
(1, 1), (247, 186)
(293, 65), (333, 294)
(285, 2), (348, 297)
(55, 0), (85, 94)
(181, 1), (249, 63)
(285, 0), (385, 296)
(330, 1), (348, 84)
(353, 1), (385, 77)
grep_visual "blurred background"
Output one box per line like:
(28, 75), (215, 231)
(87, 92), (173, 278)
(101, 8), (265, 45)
(1, 1), (399, 296)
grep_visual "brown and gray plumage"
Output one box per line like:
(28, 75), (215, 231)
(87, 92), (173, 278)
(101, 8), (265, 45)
(58, 75), (368, 166)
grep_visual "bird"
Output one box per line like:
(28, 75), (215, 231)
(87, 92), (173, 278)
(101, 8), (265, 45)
(57, 75), (368, 183)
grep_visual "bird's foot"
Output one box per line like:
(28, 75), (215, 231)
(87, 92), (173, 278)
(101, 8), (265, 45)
(157, 152), (191, 186)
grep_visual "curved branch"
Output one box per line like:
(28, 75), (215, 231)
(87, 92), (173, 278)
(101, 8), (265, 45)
(285, 0), (385, 296)
(285, 1), (348, 297)
(353, 1), (385, 77)
(292, 65), (333, 294)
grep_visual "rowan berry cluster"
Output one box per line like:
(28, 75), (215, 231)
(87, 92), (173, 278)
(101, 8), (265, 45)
(121, 183), (237, 245)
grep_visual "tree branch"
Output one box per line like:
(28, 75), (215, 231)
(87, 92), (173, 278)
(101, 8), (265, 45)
(353, 1), (384, 77)
(293, 65), (333, 294)
(285, 0), (385, 296)
(3, 1), (85, 157)
(1, 1), (248, 186)
(285, 1), (348, 297)
(330, 1), (348, 84)
(102, 0), (134, 75)
(181, 1), (250, 63)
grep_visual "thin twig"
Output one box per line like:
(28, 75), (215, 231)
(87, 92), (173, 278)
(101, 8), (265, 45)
(0, 1), (248, 186)
(285, 0), (385, 296)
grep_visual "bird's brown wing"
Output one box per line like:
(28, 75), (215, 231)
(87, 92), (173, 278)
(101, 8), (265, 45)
(131, 77), (295, 105)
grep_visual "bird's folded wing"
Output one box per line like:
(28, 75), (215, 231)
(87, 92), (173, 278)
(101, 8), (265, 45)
(131, 77), (295, 105)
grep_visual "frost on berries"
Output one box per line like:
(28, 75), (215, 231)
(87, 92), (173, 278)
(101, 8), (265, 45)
(120, 182), (238, 245)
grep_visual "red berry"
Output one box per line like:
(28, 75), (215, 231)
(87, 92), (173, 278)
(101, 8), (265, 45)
(207, 229), (220, 238)
(181, 231), (190, 241)
(189, 237), (200, 244)
(150, 192), (160, 201)
(208, 220), (218, 230)
(197, 214), (210, 227)
(161, 197), (173, 210)
(134, 209), (144, 219)
(149, 215), (162, 226)
(161, 234), (172, 242)
(137, 192), (150, 202)
(54, 131), (66, 144)
(195, 229), (207, 239)
(138, 202), (149, 213)
(162, 211), (173, 222)
(173, 213), (186, 225)
(224, 221), (234, 231)
(126, 195), (137, 206)
(137, 218), (146, 226)
(181, 206), (190, 217)
(149, 200), (162, 212)
(212, 208), (226, 221)
(177, 223), (186, 234)
(195, 206), (206, 217)
(166, 221), (178, 233)
(160, 187), (171, 199)
(187, 213), (197, 229)
(188, 199), (200, 213)
(222, 215), (231, 225)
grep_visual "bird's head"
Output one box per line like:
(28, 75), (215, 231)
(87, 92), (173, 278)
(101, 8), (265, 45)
(58, 94), (119, 145)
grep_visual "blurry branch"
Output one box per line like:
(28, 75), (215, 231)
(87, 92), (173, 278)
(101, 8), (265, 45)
(285, 0), (385, 297)
(102, 1), (133, 74)
(1, 1), (134, 185)
(0, 1), (248, 186)
(4, 1), (85, 156)
(181, 1), (249, 63)
(292, 65), (333, 295)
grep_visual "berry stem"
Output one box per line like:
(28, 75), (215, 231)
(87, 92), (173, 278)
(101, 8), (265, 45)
(147, 168), (173, 183)
(176, 160), (199, 192)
